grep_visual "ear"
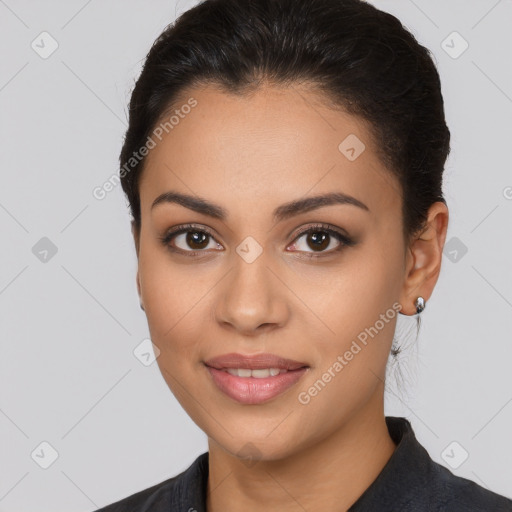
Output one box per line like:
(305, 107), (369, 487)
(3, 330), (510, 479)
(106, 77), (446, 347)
(131, 220), (143, 308)
(399, 201), (449, 315)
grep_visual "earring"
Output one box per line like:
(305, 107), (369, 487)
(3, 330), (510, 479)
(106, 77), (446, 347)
(140, 302), (145, 311)
(415, 296), (425, 314)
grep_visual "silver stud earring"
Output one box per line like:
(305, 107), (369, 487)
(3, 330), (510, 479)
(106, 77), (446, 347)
(415, 297), (425, 314)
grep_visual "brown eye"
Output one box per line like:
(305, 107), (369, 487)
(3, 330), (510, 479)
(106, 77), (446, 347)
(288, 224), (355, 256)
(304, 231), (331, 251)
(170, 230), (218, 251)
(293, 230), (340, 252)
(184, 231), (210, 250)
(160, 224), (223, 254)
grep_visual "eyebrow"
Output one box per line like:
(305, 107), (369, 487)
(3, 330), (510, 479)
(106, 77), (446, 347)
(151, 190), (369, 222)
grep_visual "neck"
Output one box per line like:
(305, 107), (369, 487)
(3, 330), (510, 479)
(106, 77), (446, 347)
(206, 384), (396, 511)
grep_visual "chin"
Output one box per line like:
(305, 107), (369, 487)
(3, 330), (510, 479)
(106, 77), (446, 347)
(209, 425), (305, 464)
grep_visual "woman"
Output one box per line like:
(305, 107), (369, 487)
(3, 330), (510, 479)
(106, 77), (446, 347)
(95, 0), (512, 510)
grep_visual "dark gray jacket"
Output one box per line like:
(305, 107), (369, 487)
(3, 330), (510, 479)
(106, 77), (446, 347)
(94, 416), (512, 511)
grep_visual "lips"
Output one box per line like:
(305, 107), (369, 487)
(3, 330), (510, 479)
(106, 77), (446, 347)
(204, 352), (309, 371)
(206, 367), (309, 405)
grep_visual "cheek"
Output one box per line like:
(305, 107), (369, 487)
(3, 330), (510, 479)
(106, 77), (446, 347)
(139, 253), (209, 411)
(295, 232), (404, 391)
(292, 261), (401, 435)
(138, 242), (209, 353)
(296, 242), (402, 343)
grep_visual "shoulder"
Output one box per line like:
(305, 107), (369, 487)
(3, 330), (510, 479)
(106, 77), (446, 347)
(350, 417), (512, 512)
(93, 474), (179, 512)
(93, 452), (209, 512)
(393, 417), (512, 511)
(427, 458), (512, 511)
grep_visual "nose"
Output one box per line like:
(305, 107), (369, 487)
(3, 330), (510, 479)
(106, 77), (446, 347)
(214, 251), (290, 337)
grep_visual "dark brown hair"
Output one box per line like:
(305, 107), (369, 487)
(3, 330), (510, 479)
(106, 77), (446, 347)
(120, 0), (450, 240)
(119, 0), (451, 360)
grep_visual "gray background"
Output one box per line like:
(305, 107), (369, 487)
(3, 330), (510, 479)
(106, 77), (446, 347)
(1, 0), (511, 510)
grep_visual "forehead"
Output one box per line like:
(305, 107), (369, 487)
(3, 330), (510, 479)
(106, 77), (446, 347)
(139, 84), (401, 221)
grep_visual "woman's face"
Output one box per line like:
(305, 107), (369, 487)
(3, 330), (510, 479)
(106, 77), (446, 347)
(134, 83), (414, 460)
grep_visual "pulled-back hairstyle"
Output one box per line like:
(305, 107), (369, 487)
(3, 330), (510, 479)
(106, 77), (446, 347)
(119, 0), (451, 360)
(120, 0), (449, 241)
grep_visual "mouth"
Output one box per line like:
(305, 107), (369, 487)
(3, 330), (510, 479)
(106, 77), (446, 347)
(204, 352), (310, 405)
(214, 367), (295, 378)
(204, 352), (310, 371)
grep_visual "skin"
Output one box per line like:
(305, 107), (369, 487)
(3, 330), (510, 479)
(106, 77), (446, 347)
(131, 82), (449, 511)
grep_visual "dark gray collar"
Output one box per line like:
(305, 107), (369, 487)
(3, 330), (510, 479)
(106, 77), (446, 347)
(166, 416), (512, 512)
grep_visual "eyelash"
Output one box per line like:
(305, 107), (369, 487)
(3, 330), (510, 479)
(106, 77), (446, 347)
(158, 222), (355, 258)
